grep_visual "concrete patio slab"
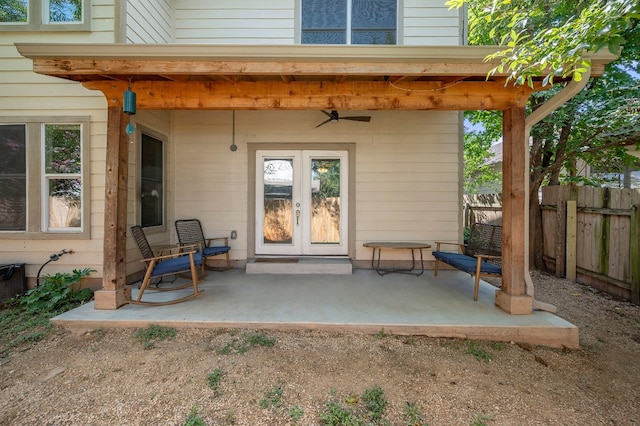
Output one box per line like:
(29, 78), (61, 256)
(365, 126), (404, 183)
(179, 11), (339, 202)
(52, 269), (578, 348)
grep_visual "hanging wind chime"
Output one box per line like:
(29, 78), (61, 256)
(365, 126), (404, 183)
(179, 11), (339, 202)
(123, 77), (136, 135)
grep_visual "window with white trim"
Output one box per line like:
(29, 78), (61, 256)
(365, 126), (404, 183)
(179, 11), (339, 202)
(0, 118), (89, 237)
(301, 0), (397, 45)
(0, 0), (90, 30)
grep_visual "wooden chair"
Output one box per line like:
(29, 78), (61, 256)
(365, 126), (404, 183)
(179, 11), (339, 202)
(175, 219), (232, 275)
(130, 225), (204, 306)
(432, 223), (502, 301)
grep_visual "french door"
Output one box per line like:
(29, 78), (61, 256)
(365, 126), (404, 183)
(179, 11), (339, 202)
(255, 150), (348, 256)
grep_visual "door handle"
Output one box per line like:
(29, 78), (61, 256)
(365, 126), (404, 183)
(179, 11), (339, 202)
(296, 209), (300, 225)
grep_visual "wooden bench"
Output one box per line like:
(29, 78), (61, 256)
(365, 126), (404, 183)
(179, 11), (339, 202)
(432, 223), (502, 301)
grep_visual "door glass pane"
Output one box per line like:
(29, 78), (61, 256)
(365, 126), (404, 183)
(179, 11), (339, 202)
(263, 159), (293, 244)
(311, 159), (340, 244)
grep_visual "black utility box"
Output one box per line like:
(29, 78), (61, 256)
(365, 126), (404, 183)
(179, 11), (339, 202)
(0, 263), (27, 302)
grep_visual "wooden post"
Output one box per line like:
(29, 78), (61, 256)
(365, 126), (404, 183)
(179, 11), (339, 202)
(495, 106), (532, 314)
(566, 200), (577, 281)
(94, 106), (131, 309)
(631, 204), (640, 305)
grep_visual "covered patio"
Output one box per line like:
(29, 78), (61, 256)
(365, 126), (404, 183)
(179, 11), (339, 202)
(16, 43), (615, 320)
(52, 269), (578, 348)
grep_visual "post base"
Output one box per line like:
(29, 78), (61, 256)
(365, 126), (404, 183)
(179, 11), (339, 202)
(94, 287), (131, 310)
(495, 290), (533, 315)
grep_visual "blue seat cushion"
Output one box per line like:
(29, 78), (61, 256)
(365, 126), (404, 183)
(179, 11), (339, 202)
(203, 245), (231, 257)
(151, 252), (203, 277)
(432, 251), (501, 275)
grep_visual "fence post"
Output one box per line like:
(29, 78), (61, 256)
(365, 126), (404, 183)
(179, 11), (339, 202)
(555, 199), (567, 277)
(566, 200), (577, 281)
(631, 204), (640, 305)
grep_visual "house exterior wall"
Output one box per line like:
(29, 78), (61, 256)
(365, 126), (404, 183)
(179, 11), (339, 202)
(0, 1), (118, 284)
(1, 0), (463, 283)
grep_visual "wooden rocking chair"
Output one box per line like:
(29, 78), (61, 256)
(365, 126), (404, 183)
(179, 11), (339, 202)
(175, 219), (232, 276)
(130, 225), (204, 306)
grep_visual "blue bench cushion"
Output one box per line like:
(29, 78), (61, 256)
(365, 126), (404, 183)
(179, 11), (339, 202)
(151, 252), (203, 277)
(203, 245), (231, 257)
(432, 251), (501, 275)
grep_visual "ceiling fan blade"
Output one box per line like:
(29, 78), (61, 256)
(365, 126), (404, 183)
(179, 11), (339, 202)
(342, 116), (372, 122)
(320, 110), (333, 118)
(314, 118), (332, 128)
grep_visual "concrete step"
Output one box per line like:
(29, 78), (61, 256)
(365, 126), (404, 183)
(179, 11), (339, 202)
(245, 257), (352, 274)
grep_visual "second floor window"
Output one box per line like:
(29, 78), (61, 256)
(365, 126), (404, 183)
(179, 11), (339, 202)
(0, 0), (89, 30)
(302, 0), (397, 45)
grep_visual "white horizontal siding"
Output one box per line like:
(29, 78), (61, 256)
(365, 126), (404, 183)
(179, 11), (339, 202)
(126, 0), (174, 43)
(402, 0), (462, 46)
(0, 2), (117, 278)
(174, 0), (296, 44)
(172, 110), (460, 262)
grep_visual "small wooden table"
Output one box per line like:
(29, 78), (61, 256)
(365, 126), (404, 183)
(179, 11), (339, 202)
(363, 242), (432, 276)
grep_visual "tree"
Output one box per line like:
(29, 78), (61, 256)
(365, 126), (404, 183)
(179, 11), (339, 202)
(452, 0), (640, 269)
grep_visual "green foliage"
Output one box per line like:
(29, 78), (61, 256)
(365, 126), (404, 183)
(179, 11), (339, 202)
(448, 0), (639, 87)
(259, 385), (283, 409)
(216, 331), (276, 355)
(467, 342), (493, 363)
(288, 405), (304, 423)
(18, 268), (94, 314)
(134, 324), (177, 350)
(463, 112), (503, 194)
(362, 386), (388, 424)
(183, 406), (206, 426)
(319, 401), (362, 426)
(471, 414), (495, 426)
(402, 401), (426, 426)
(207, 367), (223, 391)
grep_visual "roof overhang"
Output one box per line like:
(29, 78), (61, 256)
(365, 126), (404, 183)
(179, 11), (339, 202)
(15, 43), (617, 111)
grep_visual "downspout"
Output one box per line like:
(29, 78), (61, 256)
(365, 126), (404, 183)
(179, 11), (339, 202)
(524, 67), (592, 312)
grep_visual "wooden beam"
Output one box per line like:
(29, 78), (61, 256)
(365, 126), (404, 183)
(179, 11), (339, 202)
(496, 106), (533, 314)
(93, 106), (130, 310)
(84, 80), (534, 111)
(33, 58), (506, 78)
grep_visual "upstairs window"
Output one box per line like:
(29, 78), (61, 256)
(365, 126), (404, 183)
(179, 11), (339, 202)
(302, 0), (397, 45)
(0, 0), (90, 30)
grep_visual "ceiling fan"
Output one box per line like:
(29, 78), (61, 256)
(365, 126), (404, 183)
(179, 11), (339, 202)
(314, 110), (372, 128)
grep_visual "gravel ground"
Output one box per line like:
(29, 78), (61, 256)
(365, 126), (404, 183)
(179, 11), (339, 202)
(1, 270), (639, 425)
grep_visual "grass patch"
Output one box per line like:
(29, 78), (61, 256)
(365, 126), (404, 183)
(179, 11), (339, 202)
(319, 386), (391, 425)
(183, 406), (205, 426)
(134, 324), (177, 350)
(288, 405), (304, 423)
(467, 342), (493, 363)
(207, 367), (223, 392)
(216, 331), (276, 355)
(402, 401), (425, 426)
(319, 401), (361, 426)
(362, 386), (387, 423)
(259, 385), (283, 409)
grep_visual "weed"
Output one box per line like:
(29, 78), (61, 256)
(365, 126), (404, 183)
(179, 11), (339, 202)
(183, 406), (205, 426)
(216, 332), (276, 355)
(319, 401), (361, 426)
(134, 324), (177, 350)
(614, 307), (625, 317)
(207, 367), (223, 391)
(259, 385), (283, 409)
(471, 414), (495, 425)
(245, 332), (276, 347)
(225, 409), (236, 424)
(490, 342), (506, 351)
(467, 342), (492, 363)
(17, 268), (95, 314)
(376, 328), (386, 338)
(362, 386), (387, 423)
(288, 405), (304, 423)
(402, 401), (425, 426)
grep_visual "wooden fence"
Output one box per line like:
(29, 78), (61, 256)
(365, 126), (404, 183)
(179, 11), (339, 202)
(463, 194), (502, 229)
(541, 186), (640, 304)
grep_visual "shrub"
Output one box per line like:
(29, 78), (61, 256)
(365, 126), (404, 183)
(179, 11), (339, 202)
(18, 268), (95, 314)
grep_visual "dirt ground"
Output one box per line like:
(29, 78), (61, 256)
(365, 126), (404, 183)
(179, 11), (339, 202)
(1, 270), (640, 426)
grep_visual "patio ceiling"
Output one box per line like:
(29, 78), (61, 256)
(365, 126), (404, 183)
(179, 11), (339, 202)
(15, 43), (615, 111)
